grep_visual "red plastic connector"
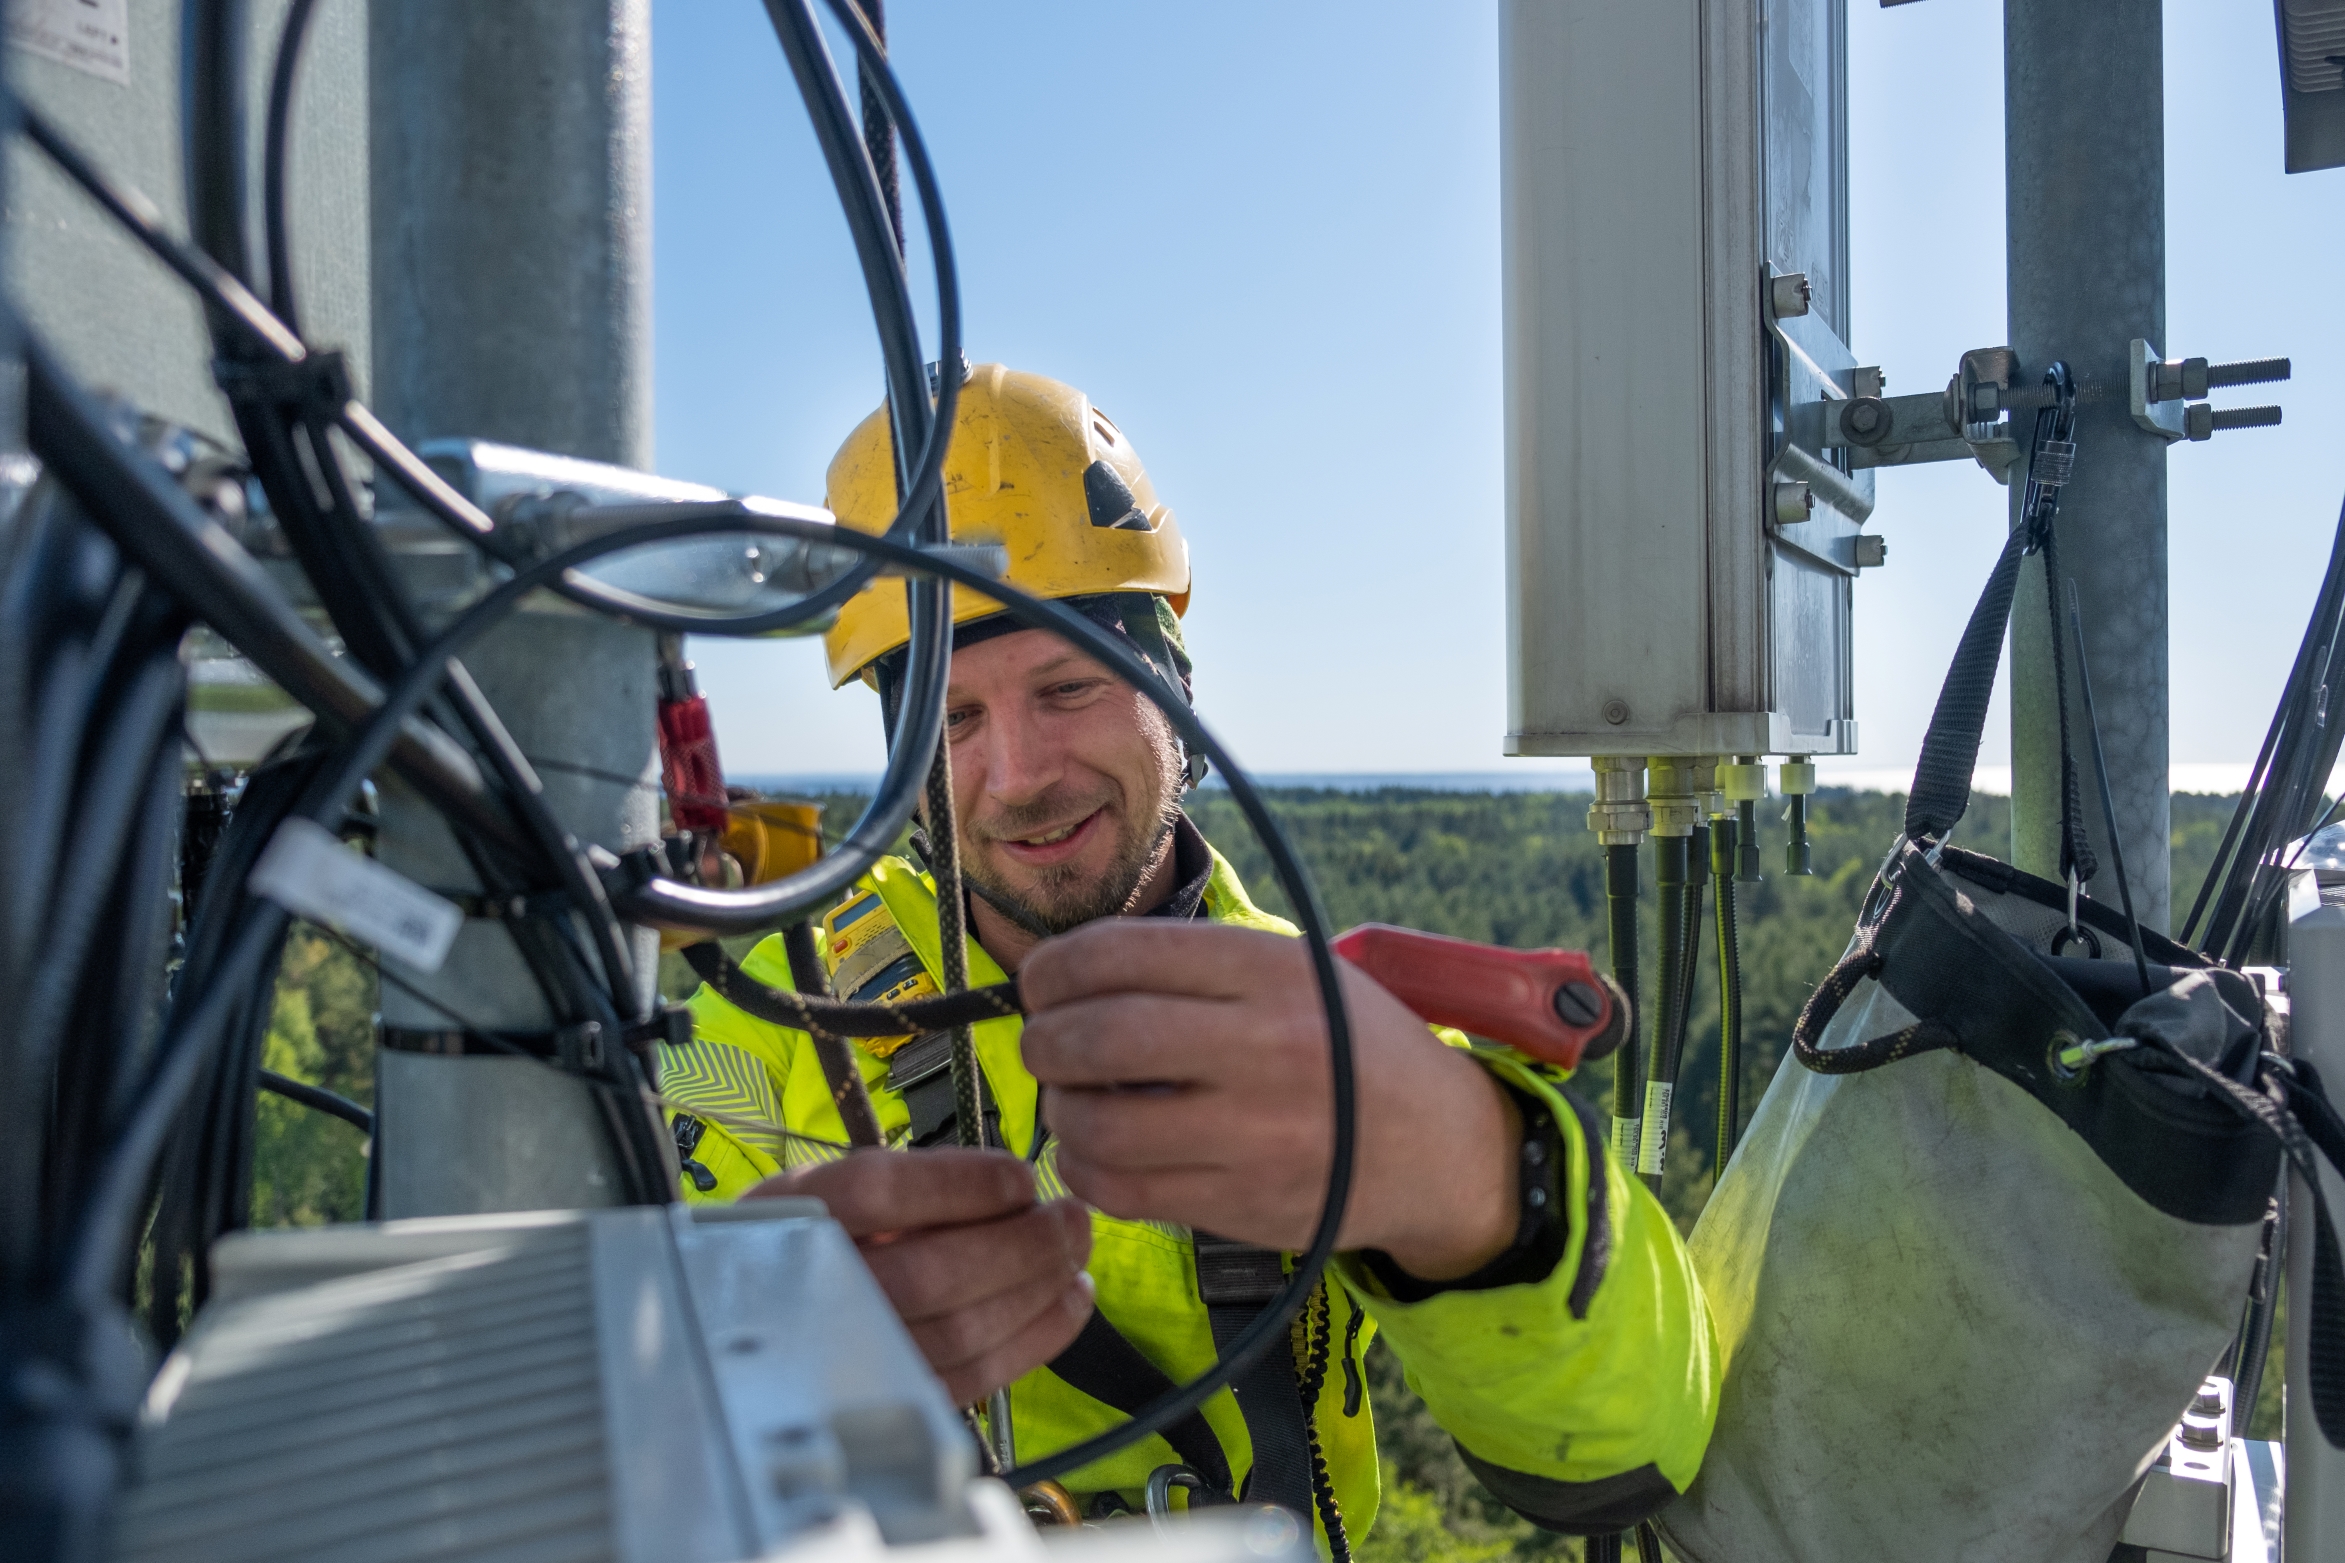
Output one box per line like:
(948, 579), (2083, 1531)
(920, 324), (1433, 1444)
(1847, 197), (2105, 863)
(657, 694), (728, 835)
(1331, 923), (1628, 1070)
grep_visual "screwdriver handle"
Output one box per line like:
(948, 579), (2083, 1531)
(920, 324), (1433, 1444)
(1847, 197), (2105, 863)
(1330, 923), (1629, 1071)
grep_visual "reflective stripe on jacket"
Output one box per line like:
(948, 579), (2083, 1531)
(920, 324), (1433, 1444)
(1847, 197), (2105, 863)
(660, 842), (1720, 1546)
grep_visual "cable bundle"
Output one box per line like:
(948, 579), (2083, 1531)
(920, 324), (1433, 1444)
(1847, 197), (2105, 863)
(2183, 495), (2345, 964)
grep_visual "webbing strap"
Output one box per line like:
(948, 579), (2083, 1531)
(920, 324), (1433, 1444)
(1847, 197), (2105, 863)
(1904, 527), (2029, 843)
(1904, 367), (2084, 848)
(1194, 1232), (1314, 1514)
(1044, 1311), (1233, 1496)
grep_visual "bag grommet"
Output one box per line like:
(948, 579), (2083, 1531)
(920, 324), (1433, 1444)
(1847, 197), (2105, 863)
(2047, 1029), (2090, 1086)
(2049, 923), (2102, 959)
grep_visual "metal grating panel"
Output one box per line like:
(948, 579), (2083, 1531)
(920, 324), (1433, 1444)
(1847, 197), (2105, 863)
(2282, 0), (2345, 95)
(111, 1223), (613, 1563)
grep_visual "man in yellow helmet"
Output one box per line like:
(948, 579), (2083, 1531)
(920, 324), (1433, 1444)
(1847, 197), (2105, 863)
(658, 365), (1719, 1551)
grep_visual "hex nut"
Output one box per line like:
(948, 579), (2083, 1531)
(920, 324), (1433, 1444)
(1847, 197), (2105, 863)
(1772, 481), (1813, 525)
(1769, 272), (1812, 319)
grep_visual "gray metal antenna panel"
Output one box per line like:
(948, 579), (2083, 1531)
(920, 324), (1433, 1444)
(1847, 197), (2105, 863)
(1502, 0), (1865, 761)
(5, 0), (373, 443)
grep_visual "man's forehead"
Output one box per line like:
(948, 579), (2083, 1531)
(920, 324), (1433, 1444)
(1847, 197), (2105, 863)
(948, 626), (1116, 688)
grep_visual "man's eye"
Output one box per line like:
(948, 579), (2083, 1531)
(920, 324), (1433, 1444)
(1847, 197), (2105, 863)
(944, 708), (975, 729)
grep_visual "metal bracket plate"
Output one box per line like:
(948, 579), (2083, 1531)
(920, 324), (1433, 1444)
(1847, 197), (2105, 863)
(2130, 338), (2188, 442)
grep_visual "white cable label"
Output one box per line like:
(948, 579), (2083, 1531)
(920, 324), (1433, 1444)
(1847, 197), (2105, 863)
(249, 818), (462, 974)
(1611, 1115), (1641, 1164)
(1637, 1081), (1673, 1176)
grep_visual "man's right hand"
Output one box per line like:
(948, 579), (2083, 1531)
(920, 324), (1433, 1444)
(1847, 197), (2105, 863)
(747, 1148), (1095, 1404)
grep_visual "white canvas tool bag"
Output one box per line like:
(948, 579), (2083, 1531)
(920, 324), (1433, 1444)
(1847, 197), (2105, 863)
(1659, 423), (2345, 1562)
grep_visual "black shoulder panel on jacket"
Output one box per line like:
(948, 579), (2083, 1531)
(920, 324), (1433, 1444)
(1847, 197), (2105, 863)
(1453, 1443), (1677, 1536)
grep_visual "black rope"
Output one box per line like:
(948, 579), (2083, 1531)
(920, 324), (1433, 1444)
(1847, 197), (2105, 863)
(1295, 1283), (1350, 1561)
(682, 939), (1019, 1038)
(684, 939), (887, 1148)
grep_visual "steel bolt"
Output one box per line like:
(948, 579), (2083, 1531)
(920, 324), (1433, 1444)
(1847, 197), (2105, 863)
(1842, 396), (1889, 445)
(1602, 699), (1630, 725)
(1553, 980), (1605, 1028)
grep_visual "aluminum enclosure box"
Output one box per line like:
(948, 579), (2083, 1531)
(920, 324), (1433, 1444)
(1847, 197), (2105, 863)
(1502, 0), (1868, 760)
(107, 1204), (1316, 1563)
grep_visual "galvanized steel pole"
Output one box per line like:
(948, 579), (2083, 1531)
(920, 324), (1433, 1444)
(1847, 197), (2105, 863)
(367, 2), (662, 1215)
(2004, 0), (2171, 926)
(369, 0), (653, 467)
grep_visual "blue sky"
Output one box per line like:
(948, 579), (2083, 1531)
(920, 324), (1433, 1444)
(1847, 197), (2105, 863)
(652, 2), (2344, 787)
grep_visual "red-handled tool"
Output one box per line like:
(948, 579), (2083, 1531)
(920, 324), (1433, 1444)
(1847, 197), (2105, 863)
(1330, 923), (1630, 1070)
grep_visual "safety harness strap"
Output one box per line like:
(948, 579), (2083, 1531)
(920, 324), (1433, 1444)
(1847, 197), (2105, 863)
(1044, 1311), (1233, 1496)
(1193, 1232), (1315, 1514)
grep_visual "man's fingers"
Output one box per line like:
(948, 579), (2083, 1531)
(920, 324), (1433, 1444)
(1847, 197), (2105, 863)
(1051, 1152), (1271, 1234)
(1043, 1084), (1296, 1175)
(1021, 993), (1278, 1087)
(749, 1146), (1036, 1238)
(929, 1273), (1097, 1406)
(859, 1199), (1092, 1322)
(1019, 920), (1310, 1011)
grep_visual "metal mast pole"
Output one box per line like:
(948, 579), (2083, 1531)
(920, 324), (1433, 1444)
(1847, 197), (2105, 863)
(371, 0), (652, 466)
(367, 2), (661, 1216)
(2004, 0), (2171, 927)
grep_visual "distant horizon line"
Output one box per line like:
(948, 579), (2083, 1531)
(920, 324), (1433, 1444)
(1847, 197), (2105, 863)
(731, 762), (2263, 798)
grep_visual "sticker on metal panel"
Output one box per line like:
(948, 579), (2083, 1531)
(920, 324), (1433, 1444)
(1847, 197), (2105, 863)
(249, 818), (462, 973)
(8, 0), (130, 85)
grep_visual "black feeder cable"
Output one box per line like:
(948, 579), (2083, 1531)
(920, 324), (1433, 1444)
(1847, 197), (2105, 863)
(1711, 814), (1745, 1168)
(1641, 834), (1691, 1195)
(258, 1069), (372, 1135)
(1680, 820), (1708, 1054)
(1604, 843), (1643, 1165)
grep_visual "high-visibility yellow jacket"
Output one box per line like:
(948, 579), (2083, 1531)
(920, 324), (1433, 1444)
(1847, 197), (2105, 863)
(660, 842), (1719, 1549)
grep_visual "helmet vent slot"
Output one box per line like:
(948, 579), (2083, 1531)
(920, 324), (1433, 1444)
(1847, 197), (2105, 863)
(1082, 460), (1152, 531)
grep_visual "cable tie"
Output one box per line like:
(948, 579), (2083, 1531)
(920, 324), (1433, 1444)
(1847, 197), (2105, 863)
(555, 1021), (604, 1072)
(625, 1003), (694, 1051)
(211, 348), (354, 414)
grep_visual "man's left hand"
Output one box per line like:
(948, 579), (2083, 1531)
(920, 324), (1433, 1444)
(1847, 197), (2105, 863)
(1018, 920), (1523, 1282)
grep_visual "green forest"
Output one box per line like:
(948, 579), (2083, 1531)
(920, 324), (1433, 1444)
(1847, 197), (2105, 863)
(247, 785), (2254, 1561)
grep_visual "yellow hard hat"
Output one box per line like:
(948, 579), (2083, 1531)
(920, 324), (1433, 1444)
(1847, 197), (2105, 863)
(821, 363), (1191, 687)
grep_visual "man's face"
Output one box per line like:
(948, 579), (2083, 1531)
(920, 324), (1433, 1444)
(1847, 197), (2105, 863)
(935, 626), (1185, 938)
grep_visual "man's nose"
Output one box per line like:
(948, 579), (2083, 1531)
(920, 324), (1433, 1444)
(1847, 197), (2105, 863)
(973, 705), (1063, 809)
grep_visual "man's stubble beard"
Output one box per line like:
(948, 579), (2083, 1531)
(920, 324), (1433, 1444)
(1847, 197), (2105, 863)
(958, 732), (1186, 939)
